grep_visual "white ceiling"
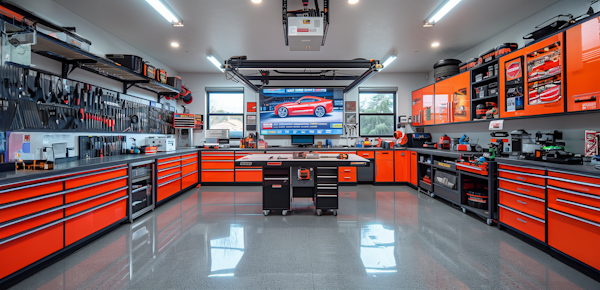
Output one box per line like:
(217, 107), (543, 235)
(52, 0), (559, 74)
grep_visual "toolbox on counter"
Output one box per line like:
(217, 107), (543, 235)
(106, 54), (143, 74)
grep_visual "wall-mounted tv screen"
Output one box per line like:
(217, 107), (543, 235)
(259, 87), (344, 135)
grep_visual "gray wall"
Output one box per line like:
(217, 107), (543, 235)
(421, 0), (600, 154)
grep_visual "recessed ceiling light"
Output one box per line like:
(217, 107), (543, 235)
(349, 0), (359, 4)
(251, 0), (262, 3)
(431, 42), (440, 47)
(171, 42), (179, 47)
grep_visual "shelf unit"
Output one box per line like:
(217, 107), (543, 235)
(470, 59), (500, 121)
(129, 160), (156, 221)
(32, 32), (180, 96)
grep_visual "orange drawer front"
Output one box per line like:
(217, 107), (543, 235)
(499, 189), (545, 220)
(65, 198), (127, 246)
(500, 205), (546, 242)
(548, 186), (600, 224)
(339, 172), (357, 182)
(201, 160), (234, 169)
(0, 209), (63, 240)
(202, 170), (234, 182)
(157, 178), (181, 202)
(0, 180), (63, 205)
(182, 156), (198, 165)
(0, 223), (64, 280)
(548, 171), (600, 196)
(182, 153), (198, 159)
(65, 177), (128, 204)
(65, 188), (127, 217)
(235, 168), (262, 182)
(157, 159), (181, 170)
(498, 169), (546, 186)
(338, 167), (357, 174)
(0, 194), (63, 224)
(65, 168), (127, 190)
(182, 172), (198, 189)
(158, 171), (181, 185)
(201, 153), (234, 160)
(182, 162), (198, 175)
(375, 151), (393, 160)
(498, 178), (546, 200)
(357, 151), (374, 159)
(548, 209), (600, 271)
(498, 164), (546, 175)
(158, 166), (182, 178)
(158, 156), (182, 163)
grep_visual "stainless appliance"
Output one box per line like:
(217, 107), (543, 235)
(148, 137), (176, 152)
(177, 128), (194, 148)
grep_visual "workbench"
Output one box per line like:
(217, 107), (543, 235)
(234, 153), (370, 216)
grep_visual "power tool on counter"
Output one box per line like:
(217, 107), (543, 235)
(535, 130), (583, 164)
(457, 134), (472, 151)
(488, 132), (510, 159)
(437, 134), (451, 150)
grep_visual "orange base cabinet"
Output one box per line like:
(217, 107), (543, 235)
(375, 151), (394, 182)
(157, 178), (182, 202)
(202, 170), (234, 182)
(548, 209), (600, 271)
(338, 167), (357, 183)
(410, 151), (418, 186)
(394, 151), (410, 182)
(235, 168), (263, 182)
(64, 198), (127, 246)
(0, 224), (64, 280)
(182, 172), (199, 189)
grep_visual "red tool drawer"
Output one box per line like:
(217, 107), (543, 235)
(338, 172), (357, 182)
(182, 172), (198, 189)
(65, 177), (127, 204)
(0, 194), (63, 224)
(0, 180), (63, 205)
(548, 209), (600, 271)
(548, 186), (600, 224)
(64, 168), (127, 190)
(65, 188), (127, 216)
(65, 197), (127, 246)
(500, 205), (546, 242)
(157, 178), (181, 202)
(548, 171), (600, 196)
(235, 168), (262, 182)
(357, 151), (374, 159)
(182, 162), (198, 175)
(201, 160), (234, 169)
(157, 159), (181, 170)
(499, 164), (545, 175)
(499, 189), (545, 220)
(498, 169), (546, 186)
(202, 170), (234, 182)
(158, 166), (181, 178)
(0, 210), (63, 240)
(498, 178), (546, 200)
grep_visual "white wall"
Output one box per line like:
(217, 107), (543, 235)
(179, 72), (429, 147)
(419, 0), (600, 154)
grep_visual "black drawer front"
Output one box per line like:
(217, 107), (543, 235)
(316, 176), (338, 184)
(263, 168), (289, 176)
(357, 161), (374, 182)
(316, 167), (338, 175)
(263, 180), (290, 210)
(316, 195), (338, 209)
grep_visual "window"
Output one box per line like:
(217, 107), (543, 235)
(207, 92), (244, 139)
(358, 91), (396, 136)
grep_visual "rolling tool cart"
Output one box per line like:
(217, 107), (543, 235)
(315, 166), (338, 216)
(262, 167), (291, 216)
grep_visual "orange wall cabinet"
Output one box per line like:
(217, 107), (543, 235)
(499, 33), (565, 118)
(394, 151), (410, 182)
(434, 78), (452, 124)
(422, 85), (436, 125)
(410, 151), (418, 186)
(451, 72), (471, 122)
(566, 16), (600, 112)
(411, 88), (424, 126)
(375, 151), (394, 182)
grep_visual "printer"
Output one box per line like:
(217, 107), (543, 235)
(148, 136), (176, 152)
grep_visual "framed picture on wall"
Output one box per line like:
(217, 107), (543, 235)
(345, 101), (356, 112)
(345, 113), (357, 124)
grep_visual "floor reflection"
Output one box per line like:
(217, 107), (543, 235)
(10, 185), (600, 290)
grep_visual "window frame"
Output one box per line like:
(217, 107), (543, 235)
(207, 91), (245, 139)
(358, 90), (397, 137)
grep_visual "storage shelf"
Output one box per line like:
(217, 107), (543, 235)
(471, 94), (499, 102)
(418, 161), (432, 166)
(32, 32), (180, 95)
(471, 76), (499, 86)
(470, 59), (499, 72)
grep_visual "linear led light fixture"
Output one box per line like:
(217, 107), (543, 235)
(146, 0), (183, 26)
(380, 53), (397, 70)
(207, 54), (225, 72)
(423, 0), (461, 27)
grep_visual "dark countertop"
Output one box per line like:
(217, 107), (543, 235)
(198, 147), (388, 151)
(0, 149), (200, 186)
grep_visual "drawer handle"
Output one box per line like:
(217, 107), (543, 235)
(159, 171), (181, 180)
(517, 177), (526, 180)
(344, 170), (351, 172)
(499, 204), (545, 223)
(548, 208), (600, 228)
(498, 169), (546, 178)
(517, 200), (527, 205)
(498, 177), (545, 189)
(517, 187), (530, 193)
(158, 165), (181, 172)
(498, 188), (545, 202)
(499, 163), (545, 171)
(548, 186), (600, 200)
(344, 177), (350, 179)
(158, 159), (181, 165)
(317, 195), (337, 198)
(362, 154), (369, 156)
(182, 171), (198, 178)
(517, 218), (527, 224)
(265, 178), (289, 181)
(556, 198), (600, 212)
(547, 176), (600, 189)
(272, 184), (282, 189)
(158, 177), (181, 187)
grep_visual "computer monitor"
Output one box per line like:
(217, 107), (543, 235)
(291, 135), (314, 147)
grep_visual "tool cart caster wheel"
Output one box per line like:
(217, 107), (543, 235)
(462, 208), (466, 214)
(282, 210), (288, 216)
(430, 193), (435, 198)
(333, 210), (337, 216)
(487, 219), (493, 226)
(316, 209), (322, 216)
(263, 210), (269, 216)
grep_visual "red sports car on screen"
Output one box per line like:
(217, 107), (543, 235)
(274, 96), (333, 118)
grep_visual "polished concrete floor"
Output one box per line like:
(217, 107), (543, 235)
(10, 185), (600, 290)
